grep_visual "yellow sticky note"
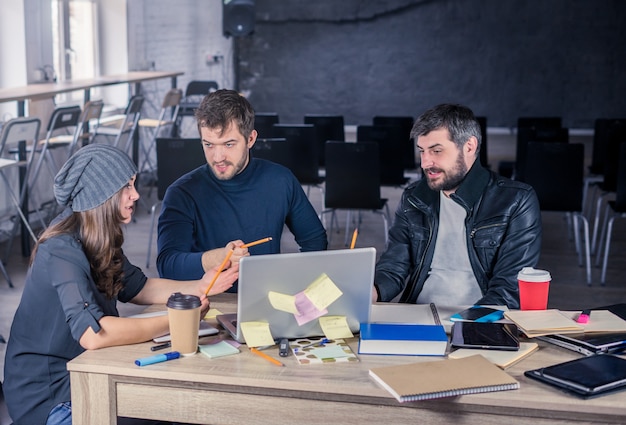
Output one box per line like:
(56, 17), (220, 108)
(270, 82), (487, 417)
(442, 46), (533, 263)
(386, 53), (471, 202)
(319, 315), (354, 339)
(304, 273), (343, 310)
(268, 291), (298, 314)
(204, 308), (224, 319)
(240, 321), (275, 348)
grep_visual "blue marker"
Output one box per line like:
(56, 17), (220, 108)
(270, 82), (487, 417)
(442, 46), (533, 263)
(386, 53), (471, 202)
(296, 338), (330, 352)
(135, 351), (181, 366)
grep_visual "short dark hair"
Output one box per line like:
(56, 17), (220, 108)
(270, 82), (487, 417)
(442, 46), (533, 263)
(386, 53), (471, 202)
(195, 89), (255, 139)
(410, 104), (482, 154)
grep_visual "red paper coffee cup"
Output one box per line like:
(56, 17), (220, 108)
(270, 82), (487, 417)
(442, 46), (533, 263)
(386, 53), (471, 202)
(517, 267), (551, 310)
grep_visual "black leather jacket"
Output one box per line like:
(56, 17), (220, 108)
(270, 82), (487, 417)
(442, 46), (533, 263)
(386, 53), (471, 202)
(374, 162), (541, 308)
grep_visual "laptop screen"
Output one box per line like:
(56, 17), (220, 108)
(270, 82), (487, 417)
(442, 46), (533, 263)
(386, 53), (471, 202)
(220, 247), (376, 343)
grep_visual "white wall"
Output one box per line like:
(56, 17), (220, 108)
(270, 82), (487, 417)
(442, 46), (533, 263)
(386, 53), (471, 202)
(96, 0), (131, 109)
(126, 0), (233, 91)
(125, 0), (233, 132)
(0, 0), (28, 119)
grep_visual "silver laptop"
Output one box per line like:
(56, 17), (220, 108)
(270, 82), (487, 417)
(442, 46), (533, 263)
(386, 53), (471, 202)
(537, 332), (626, 356)
(217, 247), (376, 343)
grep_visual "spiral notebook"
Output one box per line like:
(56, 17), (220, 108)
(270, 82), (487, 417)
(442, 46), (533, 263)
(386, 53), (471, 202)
(369, 354), (519, 402)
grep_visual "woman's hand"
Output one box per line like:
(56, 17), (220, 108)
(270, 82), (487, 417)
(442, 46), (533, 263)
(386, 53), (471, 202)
(200, 260), (239, 297)
(199, 294), (211, 319)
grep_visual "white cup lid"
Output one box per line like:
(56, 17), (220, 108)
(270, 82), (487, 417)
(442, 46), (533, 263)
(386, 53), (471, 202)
(517, 267), (551, 282)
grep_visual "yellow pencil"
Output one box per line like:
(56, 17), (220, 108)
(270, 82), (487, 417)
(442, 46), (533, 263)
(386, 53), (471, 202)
(204, 249), (234, 296)
(350, 228), (358, 249)
(250, 347), (285, 367)
(241, 237), (272, 249)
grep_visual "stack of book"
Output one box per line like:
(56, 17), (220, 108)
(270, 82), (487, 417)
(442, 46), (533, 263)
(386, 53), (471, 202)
(360, 303), (447, 356)
(358, 322), (448, 356)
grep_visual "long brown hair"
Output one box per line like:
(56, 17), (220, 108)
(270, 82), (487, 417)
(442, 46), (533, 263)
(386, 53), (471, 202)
(31, 190), (126, 299)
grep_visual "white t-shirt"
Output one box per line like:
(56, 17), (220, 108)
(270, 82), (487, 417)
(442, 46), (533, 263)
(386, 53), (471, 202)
(417, 191), (482, 305)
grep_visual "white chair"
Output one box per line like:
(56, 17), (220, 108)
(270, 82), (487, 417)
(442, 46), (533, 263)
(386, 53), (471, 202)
(68, 99), (104, 155)
(0, 117), (41, 286)
(137, 88), (182, 173)
(26, 106), (82, 228)
(38, 100), (104, 158)
(92, 95), (144, 154)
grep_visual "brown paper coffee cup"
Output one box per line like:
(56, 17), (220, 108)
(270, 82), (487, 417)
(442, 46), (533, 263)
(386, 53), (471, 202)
(166, 292), (201, 356)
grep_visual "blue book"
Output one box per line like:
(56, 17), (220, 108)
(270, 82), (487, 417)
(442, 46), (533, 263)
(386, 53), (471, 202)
(358, 323), (448, 356)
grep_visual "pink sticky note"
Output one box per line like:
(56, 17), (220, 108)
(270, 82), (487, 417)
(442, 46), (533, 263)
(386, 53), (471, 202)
(294, 292), (327, 325)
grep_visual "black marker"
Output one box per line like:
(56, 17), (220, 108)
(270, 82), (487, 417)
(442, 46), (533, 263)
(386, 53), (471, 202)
(278, 338), (290, 357)
(151, 341), (172, 351)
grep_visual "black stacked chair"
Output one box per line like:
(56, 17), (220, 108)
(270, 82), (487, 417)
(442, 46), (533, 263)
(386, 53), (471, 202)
(254, 112), (280, 139)
(590, 120), (626, 255)
(320, 141), (389, 247)
(356, 124), (409, 187)
(515, 117), (567, 182)
(271, 123), (324, 192)
(304, 114), (345, 167)
(251, 137), (293, 168)
(583, 119), (616, 219)
(524, 141), (591, 285)
(599, 141), (626, 285)
(145, 138), (206, 268)
(372, 116), (415, 170)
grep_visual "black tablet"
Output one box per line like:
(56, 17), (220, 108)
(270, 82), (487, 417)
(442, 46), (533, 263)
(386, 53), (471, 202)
(450, 321), (520, 351)
(525, 354), (626, 398)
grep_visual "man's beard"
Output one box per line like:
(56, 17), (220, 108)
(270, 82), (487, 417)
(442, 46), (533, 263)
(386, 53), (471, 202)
(424, 150), (468, 192)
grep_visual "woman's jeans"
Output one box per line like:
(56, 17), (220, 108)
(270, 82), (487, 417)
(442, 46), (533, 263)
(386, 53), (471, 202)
(46, 401), (72, 425)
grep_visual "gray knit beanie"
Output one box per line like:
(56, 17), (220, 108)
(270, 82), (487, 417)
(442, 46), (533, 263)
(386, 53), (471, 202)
(54, 144), (138, 212)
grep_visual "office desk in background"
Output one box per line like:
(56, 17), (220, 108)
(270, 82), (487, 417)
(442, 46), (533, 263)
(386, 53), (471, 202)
(0, 70), (184, 117)
(68, 294), (626, 425)
(0, 71), (183, 256)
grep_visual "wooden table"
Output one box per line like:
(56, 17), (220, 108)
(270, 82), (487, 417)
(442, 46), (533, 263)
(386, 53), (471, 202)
(0, 70), (184, 116)
(67, 295), (626, 425)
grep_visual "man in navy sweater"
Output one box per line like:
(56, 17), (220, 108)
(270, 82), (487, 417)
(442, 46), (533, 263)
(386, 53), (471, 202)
(157, 89), (327, 291)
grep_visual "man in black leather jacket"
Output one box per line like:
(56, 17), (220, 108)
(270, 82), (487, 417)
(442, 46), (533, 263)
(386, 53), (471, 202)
(374, 104), (541, 309)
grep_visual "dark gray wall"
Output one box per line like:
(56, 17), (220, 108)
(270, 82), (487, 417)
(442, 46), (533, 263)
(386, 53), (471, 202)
(237, 0), (626, 128)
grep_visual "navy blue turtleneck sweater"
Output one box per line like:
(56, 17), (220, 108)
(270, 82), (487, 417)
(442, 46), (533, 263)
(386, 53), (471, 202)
(157, 157), (327, 289)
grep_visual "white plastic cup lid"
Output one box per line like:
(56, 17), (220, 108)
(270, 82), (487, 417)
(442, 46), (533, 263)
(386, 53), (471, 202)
(517, 267), (551, 282)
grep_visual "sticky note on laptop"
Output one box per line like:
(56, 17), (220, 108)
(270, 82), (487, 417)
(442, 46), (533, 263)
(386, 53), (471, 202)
(240, 321), (275, 347)
(304, 273), (343, 310)
(319, 315), (354, 339)
(268, 291), (298, 314)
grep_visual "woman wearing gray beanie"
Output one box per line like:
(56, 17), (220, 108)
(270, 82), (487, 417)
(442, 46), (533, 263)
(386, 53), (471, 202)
(3, 144), (239, 425)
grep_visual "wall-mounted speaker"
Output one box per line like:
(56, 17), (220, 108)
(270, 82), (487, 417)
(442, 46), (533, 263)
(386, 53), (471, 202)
(223, 0), (255, 37)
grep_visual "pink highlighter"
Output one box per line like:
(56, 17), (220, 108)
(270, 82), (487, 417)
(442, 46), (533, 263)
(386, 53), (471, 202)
(576, 309), (591, 324)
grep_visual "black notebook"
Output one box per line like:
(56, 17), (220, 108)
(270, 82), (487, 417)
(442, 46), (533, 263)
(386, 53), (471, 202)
(525, 354), (626, 398)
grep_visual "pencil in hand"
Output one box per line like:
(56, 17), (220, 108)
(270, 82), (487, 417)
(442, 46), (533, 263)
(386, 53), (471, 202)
(240, 237), (272, 249)
(204, 249), (234, 296)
